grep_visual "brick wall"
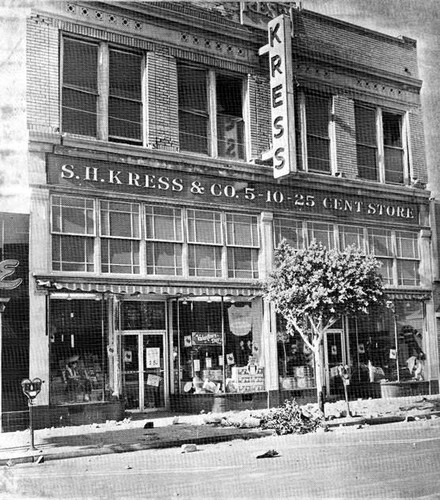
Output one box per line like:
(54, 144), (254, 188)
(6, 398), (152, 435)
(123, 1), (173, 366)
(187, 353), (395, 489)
(146, 51), (179, 151)
(248, 74), (271, 159)
(294, 10), (419, 80)
(333, 95), (357, 179)
(26, 17), (59, 133)
(409, 109), (428, 183)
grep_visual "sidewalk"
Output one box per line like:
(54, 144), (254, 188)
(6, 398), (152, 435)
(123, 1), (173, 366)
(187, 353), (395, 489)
(1, 395), (440, 466)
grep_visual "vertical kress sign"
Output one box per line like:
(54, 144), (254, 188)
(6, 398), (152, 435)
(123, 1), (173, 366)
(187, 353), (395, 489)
(264, 14), (296, 179)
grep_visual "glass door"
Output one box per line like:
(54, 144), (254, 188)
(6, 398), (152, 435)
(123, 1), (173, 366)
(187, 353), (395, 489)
(119, 300), (168, 411)
(121, 334), (141, 409)
(143, 334), (165, 409)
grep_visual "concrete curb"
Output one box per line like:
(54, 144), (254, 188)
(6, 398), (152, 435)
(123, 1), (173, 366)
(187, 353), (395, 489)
(0, 429), (271, 466)
(2, 411), (440, 466)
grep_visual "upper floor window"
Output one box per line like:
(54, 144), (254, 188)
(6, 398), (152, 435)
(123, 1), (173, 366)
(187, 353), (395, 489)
(62, 37), (143, 145)
(177, 64), (245, 161)
(355, 104), (406, 184)
(304, 94), (332, 174)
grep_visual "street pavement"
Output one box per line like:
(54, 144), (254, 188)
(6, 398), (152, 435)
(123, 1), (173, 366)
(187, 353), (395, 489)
(3, 417), (440, 499)
(1, 395), (439, 466)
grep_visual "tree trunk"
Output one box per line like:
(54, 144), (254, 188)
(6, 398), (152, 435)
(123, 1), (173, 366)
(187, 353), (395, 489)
(314, 343), (325, 415)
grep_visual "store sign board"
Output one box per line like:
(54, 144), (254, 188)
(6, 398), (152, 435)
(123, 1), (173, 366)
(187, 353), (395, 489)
(47, 155), (420, 223)
(267, 14), (296, 178)
(192, 332), (222, 346)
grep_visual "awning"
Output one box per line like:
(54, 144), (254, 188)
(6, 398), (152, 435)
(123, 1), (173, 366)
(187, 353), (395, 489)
(35, 277), (260, 298)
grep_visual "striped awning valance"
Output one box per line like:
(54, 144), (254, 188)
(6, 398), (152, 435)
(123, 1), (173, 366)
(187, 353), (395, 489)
(35, 277), (260, 298)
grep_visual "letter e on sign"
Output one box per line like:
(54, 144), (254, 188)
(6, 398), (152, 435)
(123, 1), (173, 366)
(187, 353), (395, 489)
(268, 15), (296, 179)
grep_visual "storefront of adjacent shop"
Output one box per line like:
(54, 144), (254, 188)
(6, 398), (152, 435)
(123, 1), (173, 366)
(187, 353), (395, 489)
(27, 150), (436, 425)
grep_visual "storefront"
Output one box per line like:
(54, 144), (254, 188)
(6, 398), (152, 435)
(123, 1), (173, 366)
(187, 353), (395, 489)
(28, 150), (435, 423)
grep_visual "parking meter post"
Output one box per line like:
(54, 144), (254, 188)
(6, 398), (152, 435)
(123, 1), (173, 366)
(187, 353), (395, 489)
(21, 378), (43, 452)
(28, 399), (36, 451)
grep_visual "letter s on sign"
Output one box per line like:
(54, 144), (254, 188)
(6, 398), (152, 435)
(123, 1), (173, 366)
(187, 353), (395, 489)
(61, 164), (74, 179)
(274, 148), (285, 170)
(0, 259), (22, 290)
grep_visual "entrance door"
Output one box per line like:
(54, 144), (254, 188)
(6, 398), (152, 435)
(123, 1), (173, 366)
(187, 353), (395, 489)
(121, 332), (165, 410)
(324, 329), (347, 397)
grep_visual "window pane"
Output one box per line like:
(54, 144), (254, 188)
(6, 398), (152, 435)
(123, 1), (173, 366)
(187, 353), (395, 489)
(62, 88), (97, 137)
(306, 94), (329, 137)
(397, 260), (419, 286)
(146, 242), (182, 275)
(189, 245), (222, 277)
(307, 136), (330, 173)
(52, 196), (95, 235)
(227, 248), (258, 279)
(52, 235), (94, 272)
(377, 258), (393, 285)
(216, 74), (242, 117)
(109, 50), (142, 100)
(368, 229), (392, 257)
(396, 231), (419, 259)
(146, 206), (182, 241)
(122, 302), (166, 330)
(100, 202), (140, 238)
(384, 147), (404, 184)
(383, 112), (402, 148)
(178, 66), (207, 112)
(109, 97), (142, 142)
(355, 105), (376, 145)
(273, 218), (303, 248)
(357, 145), (378, 181)
(63, 38), (97, 91)
(101, 239), (139, 274)
(217, 116), (245, 160)
(188, 210), (222, 244)
(339, 225), (364, 250)
(62, 38), (98, 137)
(226, 214), (259, 247)
(179, 111), (208, 154)
(307, 222), (334, 249)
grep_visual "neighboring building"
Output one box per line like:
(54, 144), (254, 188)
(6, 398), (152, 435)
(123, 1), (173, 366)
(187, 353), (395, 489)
(20, 1), (436, 428)
(0, 213), (29, 431)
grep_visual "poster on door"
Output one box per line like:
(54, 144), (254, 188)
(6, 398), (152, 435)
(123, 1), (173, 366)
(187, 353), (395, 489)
(146, 347), (160, 368)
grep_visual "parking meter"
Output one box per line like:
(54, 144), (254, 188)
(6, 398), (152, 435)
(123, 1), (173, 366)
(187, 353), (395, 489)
(21, 378), (44, 451)
(337, 365), (352, 417)
(21, 378), (43, 401)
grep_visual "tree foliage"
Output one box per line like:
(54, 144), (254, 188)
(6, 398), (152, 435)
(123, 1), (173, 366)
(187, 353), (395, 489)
(262, 240), (386, 353)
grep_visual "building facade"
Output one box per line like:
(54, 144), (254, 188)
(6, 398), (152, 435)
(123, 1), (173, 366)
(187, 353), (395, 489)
(23, 1), (437, 426)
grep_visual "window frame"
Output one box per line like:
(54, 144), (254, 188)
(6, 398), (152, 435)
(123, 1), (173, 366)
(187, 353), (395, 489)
(61, 35), (144, 145)
(177, 63), (247, 161)
(355, 103), (409, 185)
(296, 91), (334, 174)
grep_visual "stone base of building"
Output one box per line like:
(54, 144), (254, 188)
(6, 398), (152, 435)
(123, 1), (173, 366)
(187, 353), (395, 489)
(1, 400), (125, 432)
(170, 392), (273, 414)
(379, 380), (430, 398)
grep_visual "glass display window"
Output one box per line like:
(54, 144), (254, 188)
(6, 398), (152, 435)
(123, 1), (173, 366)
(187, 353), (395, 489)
(49, 298), (107, 405)
(172, 298), (263, 395)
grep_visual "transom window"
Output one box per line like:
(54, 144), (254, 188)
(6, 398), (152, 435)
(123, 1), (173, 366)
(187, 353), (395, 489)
(273, 217), (420, 287)
(51, 196), (260, 280)
(51, 195), (95, 272)
(62, 37), (143, 145)
(177, 64), (245, 161)
(355, 103), (407, 184)
(145, 206), (183, 276)
(100, 201), (140, 274)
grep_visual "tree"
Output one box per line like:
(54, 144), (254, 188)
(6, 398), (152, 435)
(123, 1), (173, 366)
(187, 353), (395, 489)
(262, 240), (386, 413)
